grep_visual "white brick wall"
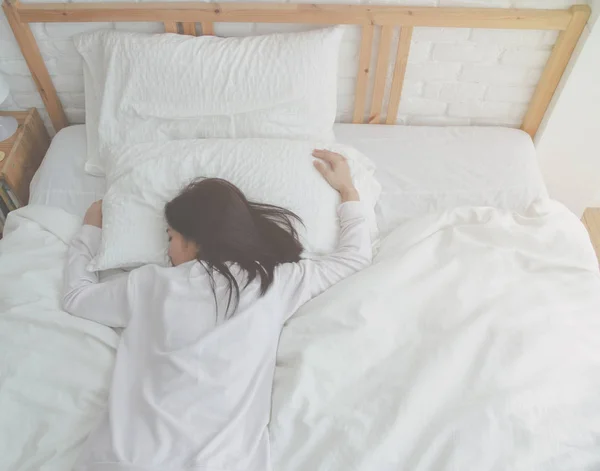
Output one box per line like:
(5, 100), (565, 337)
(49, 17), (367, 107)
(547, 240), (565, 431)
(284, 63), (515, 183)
(432, 43), (502, 63)
(424, 82), (487, 101)
(0, 0), (590, 134)
(459, 64), (541, 85)
(486, 85), (536, 103)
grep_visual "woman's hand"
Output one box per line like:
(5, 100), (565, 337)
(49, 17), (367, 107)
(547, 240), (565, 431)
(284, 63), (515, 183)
(84, 200), (103, 228)
(312, 149), (359, 202)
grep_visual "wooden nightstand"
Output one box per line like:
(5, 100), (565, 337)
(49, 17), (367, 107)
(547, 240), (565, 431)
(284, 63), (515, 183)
(0, 108), (50, 219)
(582, 208), (600, 263)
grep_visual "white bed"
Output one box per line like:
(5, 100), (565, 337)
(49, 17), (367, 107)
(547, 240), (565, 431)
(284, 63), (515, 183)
(29, 124), (548, 235)
(3, 2), (600, 469)
(5, 122), (600, 471)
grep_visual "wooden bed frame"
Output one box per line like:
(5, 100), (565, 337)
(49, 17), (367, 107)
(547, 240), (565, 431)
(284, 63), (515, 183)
(1, 0), (591, 139)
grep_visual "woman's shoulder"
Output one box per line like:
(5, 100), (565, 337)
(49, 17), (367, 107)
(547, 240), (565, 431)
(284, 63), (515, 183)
(273, 258), (306, 282)
(129, 260), (199, 280)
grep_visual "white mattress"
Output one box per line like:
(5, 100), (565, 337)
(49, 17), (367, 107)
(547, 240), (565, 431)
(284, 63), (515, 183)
(10, 127), (600, 471)
(30, 124), (548, 234)
(30, 125), (105, 218)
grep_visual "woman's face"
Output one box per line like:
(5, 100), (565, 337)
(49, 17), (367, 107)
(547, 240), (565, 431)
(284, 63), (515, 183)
(167, 227), (198, 266)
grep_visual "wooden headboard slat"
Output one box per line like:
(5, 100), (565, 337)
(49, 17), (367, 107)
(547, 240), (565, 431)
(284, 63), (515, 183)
(201, 22), (215, 36)
(352, 24), (374, 125)
(182, 22), (197, 36)
(2, 0), (591, 138)
(369, 25), (394, 124)
(386, 26), (412, 126)
(163, 21), (178, 33)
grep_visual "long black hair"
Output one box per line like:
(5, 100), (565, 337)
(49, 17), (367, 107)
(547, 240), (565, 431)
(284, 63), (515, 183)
(165, 178), (303, 317)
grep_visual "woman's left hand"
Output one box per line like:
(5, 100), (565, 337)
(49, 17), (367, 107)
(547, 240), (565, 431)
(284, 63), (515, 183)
(84, 200), (103, 228)
(312, 149), (359, 202)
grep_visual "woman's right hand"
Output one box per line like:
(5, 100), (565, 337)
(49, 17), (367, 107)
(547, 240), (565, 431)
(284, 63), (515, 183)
(83, 200), (103, 228)
(312, 149), (359, 202)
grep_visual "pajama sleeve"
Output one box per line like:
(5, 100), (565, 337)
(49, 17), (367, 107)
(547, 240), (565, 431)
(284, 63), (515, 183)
(62, 225), (134, 328)
(278, 201), (373, 321)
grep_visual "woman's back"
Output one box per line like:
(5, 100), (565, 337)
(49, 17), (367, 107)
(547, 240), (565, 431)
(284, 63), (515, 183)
(84, 262), (282, 470)
(64, 150), (372, 471)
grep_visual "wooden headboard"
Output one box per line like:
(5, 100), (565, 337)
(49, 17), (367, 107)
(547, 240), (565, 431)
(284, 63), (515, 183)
(1, 0), (591, 138)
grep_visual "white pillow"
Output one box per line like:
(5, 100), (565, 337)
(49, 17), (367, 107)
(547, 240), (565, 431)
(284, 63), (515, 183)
(90, 139), (381, 271)
(75, 28), (344, 176)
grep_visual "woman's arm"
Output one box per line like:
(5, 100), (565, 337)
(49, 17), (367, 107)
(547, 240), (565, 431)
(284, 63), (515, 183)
(279, 150), (373, 319)
(62, 201), (133, 328)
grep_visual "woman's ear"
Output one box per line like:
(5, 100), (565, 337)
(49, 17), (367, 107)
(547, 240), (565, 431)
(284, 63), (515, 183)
(183, 238), (200, 258)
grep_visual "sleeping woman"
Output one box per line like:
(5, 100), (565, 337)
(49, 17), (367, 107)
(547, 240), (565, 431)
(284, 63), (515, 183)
(63, 149), (373, 471)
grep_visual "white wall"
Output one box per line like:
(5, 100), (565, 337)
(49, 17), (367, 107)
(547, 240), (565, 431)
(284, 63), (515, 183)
(593, 0), (600, 23)
(0, 0), (585, 133)
(535, 0), (600, 216)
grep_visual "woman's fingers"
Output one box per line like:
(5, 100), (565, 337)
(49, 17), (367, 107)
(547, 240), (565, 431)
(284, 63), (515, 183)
(312, 149), (345, 167)
(312, 149), (357, 199)
(84, 200), (103, 227)
(312, 149), (344, 162)
(313, 159), (331, 178)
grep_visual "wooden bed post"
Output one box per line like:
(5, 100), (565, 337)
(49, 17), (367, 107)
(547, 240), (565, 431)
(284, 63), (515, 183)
(2, 0), (68, 133)
(521, 5), (591, 138)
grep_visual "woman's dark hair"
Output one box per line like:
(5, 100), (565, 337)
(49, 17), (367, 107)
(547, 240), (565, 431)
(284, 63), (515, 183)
(165, 178), (303, 317)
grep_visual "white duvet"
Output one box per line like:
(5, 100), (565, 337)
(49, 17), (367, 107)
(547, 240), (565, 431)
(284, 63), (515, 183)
(2, 201), (600, 471)
(270, 200), (600, 471)
(0, 206), (118, 471)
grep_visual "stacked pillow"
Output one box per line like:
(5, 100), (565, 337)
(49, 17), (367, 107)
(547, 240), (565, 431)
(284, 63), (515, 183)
(91, 139), (380, 270)
(75, 28), (381, 270)
(76, 28), (345, 176)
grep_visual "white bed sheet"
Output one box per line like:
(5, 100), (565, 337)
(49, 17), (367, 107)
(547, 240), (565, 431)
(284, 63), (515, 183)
(29, 125), (105, 219)
(334, 124), (548, 233)
(29, 124), (548, 234)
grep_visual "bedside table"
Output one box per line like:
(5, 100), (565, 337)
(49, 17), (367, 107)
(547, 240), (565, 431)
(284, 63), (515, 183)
(0, 108), (50, 216)
(582, 208), (600, 263)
